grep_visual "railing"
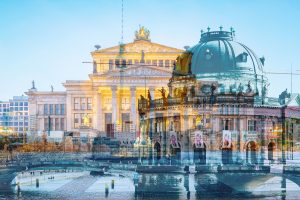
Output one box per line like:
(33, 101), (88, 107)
(138, 94), (255, 112)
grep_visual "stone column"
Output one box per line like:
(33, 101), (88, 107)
(66, 94), (72, 131)
(95, 89), (103, 131)
(111, 86), (117, 126)
(130, 86), (137, 132)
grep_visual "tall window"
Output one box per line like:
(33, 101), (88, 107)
(55, 104), (60, 115)
(74, 114), (80, 128)
(104, 97), (112, 110)
(44, 118), (49, 131)
(61, 118), (65, 130)
(81, 98), (86, 110)
(152, 60), (157, 66)
(109, 59), (114, 70)
(248, 120), (257, 132)
(44, 104), (48, 115)
(165, 60), (170, 67)
(121, 97), (130, 110)
(159, 60), (164, 67)
(115, 59), (120, 68)
(49, 104), (54, 115)
(74, 98), (80, 110)
(87, 98), (92, 110)
(55, 118), (59, 130)
(61, 104), (65, 115)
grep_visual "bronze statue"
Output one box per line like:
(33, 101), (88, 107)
(147, 90), (152, 100)
(159, 87), (166, 100)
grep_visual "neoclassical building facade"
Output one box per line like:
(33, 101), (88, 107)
(26, 27), (183, 143)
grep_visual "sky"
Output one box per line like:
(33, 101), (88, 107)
(0, 0), (300, 100)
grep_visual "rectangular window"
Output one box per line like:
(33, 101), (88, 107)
(20, 102), (23, 106)
(121, 59), (126, 67)
(61, 104), (65, 115)
(128, 59), (132, 65)
(49, 104), (54, 115)
(165, 60), (170, 67)
(121, 97), (130, 110)
(115, 59), (120, 67)
(74, 113), (80, 128)
(55, 118), (59, 130)
(50, 118), (54, 130)
(44, 118), (49, 131)
(159, 60), (164, 67)
(134, 59), (139, 64)
(44, 104), (49, 115)
(152, 60), (157, 66)
(248, 120), (257, 132)
(109, 59), (114, 70)
(81, 98), (86, 110)
(24, 102), (28, 106)
(60, 118), (65, 130)
(146, 60), (151, 65)
(104, 97), (112, 110)
(122, 113), (130, 132)
(87, 98), (92, 110)
(55, 104), (60, 115)
(74, 98), (80, 110)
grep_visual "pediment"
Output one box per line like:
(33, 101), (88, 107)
(104, 65), (172, 77)
(94, 40), (183, 54)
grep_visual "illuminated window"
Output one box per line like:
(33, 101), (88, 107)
(121, 97), (130, 110)
(104, 97), (112, 110)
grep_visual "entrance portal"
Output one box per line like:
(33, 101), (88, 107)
(194, 143), (206, 164)
(268, 142), (276, 161)
(170, 144), (181, 165)
(154, 142), (161, 164)
(222, 146), (232, 164)
(246, 141), (258, 164)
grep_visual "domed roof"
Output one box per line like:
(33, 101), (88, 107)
(188, 29), (264, 80)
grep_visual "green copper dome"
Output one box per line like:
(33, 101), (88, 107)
(185, 28), (267, 95)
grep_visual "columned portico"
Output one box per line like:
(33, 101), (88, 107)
(130, 86), (137, 132)
(111, 86), (118, 125)
(95, 89), (103, 131)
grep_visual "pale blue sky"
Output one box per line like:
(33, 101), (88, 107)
(0, 0), (300, 100)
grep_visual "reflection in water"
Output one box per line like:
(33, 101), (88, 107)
(2, 170), (300, 199)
